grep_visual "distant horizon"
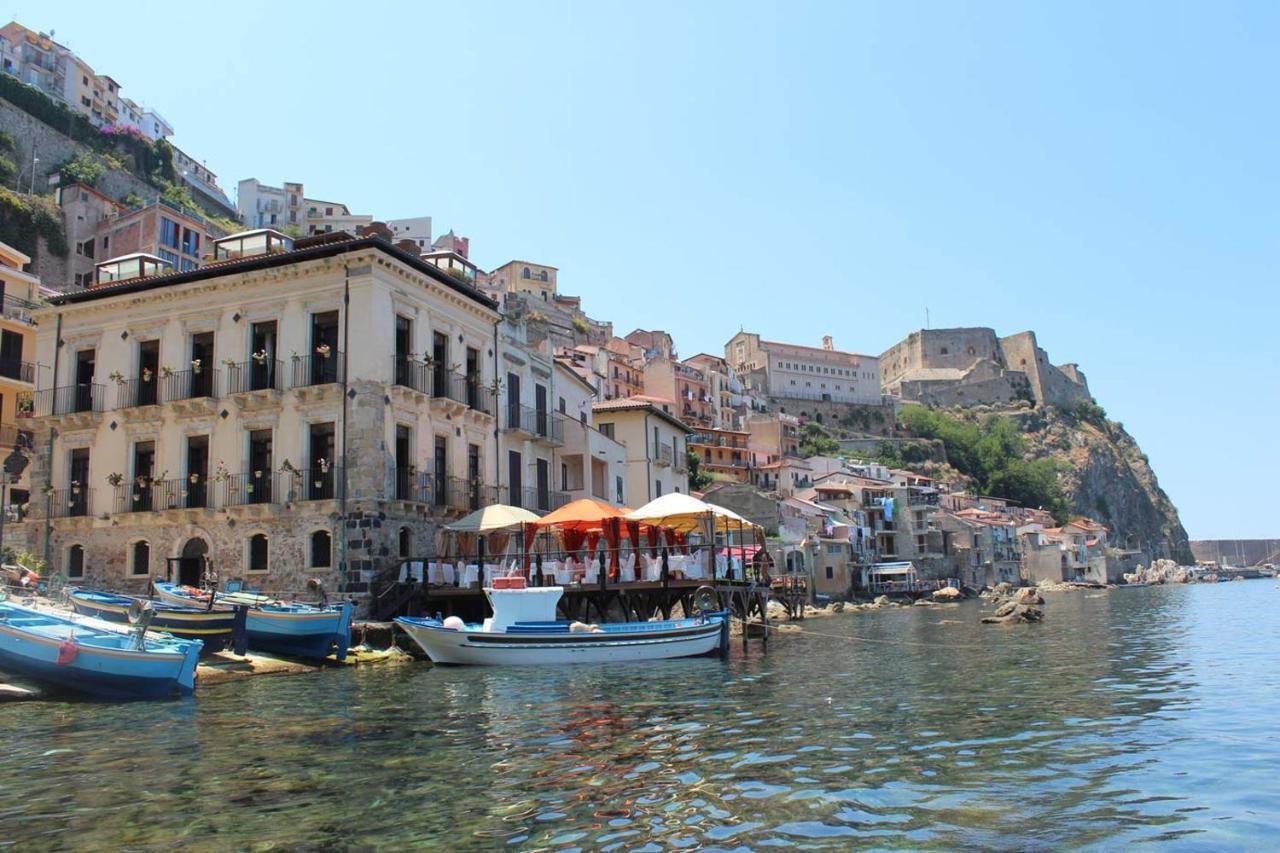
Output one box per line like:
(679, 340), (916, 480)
(16, 1), (1278, 539)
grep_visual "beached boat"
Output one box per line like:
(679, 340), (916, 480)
(152, 582), (352, 661)
(68, 588), (247, 656)
(0, 599), (202, 699)
(396, 580), (729, 665)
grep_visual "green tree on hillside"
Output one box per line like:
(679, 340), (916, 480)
(798, 421), (840, 458)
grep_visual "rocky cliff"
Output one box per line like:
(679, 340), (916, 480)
(1002, 404), (1191, 561)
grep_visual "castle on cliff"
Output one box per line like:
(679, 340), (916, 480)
(879, 328), (1092, 409)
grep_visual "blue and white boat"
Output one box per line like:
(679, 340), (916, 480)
(396, 580), (729, 665)
(152, 582), (352, 661)
(68, 588), (247, 656)
(0, 599), (202, 700)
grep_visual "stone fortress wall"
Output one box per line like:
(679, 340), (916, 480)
(879, 327), (1091, 409)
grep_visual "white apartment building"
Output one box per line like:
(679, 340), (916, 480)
(25, 229), (502, 603)
(387, 217), (432, 252)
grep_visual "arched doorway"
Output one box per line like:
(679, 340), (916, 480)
(173, 537), (209, 586)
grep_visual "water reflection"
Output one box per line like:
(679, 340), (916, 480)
(2, 583), (1276, 849)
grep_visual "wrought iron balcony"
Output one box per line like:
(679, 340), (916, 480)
(437, 475), (501, 513)
(0, 359), (35, 383)
(163, 367), (218, 402)
(225, 359), (283, 394)
(219, 471), (279, 507)
(33, 384), (105, 416)
(503, 403), (563, 444)
(46, 486), (91, 519)
(290, 353), (344, 388)
(394, 466), (432, 503)
(0, 424), (34, 450)
(282, 466), (342, 501)
(391, 356), (432, 395)
(113, 477), (209, 512)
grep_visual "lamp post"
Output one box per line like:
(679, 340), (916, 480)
(28, 154), (40, 195)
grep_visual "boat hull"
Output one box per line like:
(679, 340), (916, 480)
(68, 590), (243, 655)
(395, 616), (728, 665)
(152, 583), (352, 661)
(0, 606), (201, 700)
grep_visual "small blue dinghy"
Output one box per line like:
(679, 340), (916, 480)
(0, 599), (202, 700)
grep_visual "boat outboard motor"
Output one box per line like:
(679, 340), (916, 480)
(692, 585), (721, 616)
(127, 599), (155, 650)
(307, 578), (329, 609)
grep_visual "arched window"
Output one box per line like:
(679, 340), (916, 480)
(521, 267), (531, 279)
(399, 526), (412, 558)
(67, 544), (85, 578)
(310, 530), (332, 569)
(539, 270), (548, 282)
(130, 540), (150, 576)
(248, 534), (269, 573)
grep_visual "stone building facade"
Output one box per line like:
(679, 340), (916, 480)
(22, 231), (503, 607)
(879, 327), (1091, 408)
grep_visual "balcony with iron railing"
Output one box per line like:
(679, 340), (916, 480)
(283, 466), (342, 502)
(164, 367), (218, 402)
(654, 443), (675, 467)
(33, 384), (105, 417)
(225, 359), (283, 395)
(394, 466), (433, 503)
(0, 294), (41, 325)
(391, 356), (432, 395)
(436, 475), (502, 514)
(503, 403), (564, 445)
(45, 486), (92, 519)
(219, 471), (279, 508)
(0, 359), (35, 384)
(114, 477), (210, 513)
(290, 353), (344, 388)
(512, 486), (571, 514)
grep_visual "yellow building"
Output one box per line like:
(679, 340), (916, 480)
(0, 241), (42, 513)
(688, 427), (752, 485)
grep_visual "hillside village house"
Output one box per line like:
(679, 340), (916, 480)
(0, 242), (44, 514)
(23, 229), (504, 601)
(591, 398), (691, 508)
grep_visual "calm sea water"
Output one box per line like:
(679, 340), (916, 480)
(2, 581), (1277, 851)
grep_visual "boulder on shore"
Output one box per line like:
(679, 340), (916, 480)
(982, 603), (1044, 625)
(873, 595), (892, 607)
(1014, 587), (1045, 606)
(932, 586), (963, 602)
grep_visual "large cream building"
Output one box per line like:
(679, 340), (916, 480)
(24, 229), (503, 602)
(725, 331), (882, 406)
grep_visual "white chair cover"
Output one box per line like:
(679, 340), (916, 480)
(620, 553), (636, 582)
(462, 564), (480, 586)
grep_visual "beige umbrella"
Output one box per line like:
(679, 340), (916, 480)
(626, 493), (760, 533)
(445, 504), (541, 534)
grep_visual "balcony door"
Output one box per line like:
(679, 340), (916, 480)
(431, 332), (449, 395)
(190, 332), (214, 398)
(394, 316), (413, 386)
(395, 424), (412, 500)
(536, 458), (550, 512)
(465, 347), (480, 408)
(534, 383), (548, 437)
(250, 321), (277, 391)
(249, 429), (273, 504)
(69, 448), (90, 516)
(138, 340), (159, 405)
(186, 435), (209, 509)
(468, 444), (482, 510)
(506, 372), (521, 428)
(310, 311), (340, 384)
(74, 349), (96, 412)
(132, 440), (155, 511)
(0, 329), (22, 380)
(309, 422), (336, 499)
(508, 451), (522, 507)
(433, 435), (447, 507)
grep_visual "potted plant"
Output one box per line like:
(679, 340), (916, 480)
(141, 367), (153, 382)
(191, 358), (202, 374)
(222, 357), (237, 370)
(109, 370), (126, 384)
(106, 472), (124, 487)
(315, 343), (332, 359)
(213, 461), (230, 483)
(189, 472), (200, 484)
(251, 349), (269, 365)
(279, 458), (300, 476)
(161, 365), (175, 379)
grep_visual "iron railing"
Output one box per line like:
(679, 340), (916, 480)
(113, 377), (161, 408)
(513, 486), (571, 513)
(225, 359), (283, 394)
(46, 486), (92, 519)
(113, 477), (205, 513)
(219, 471), (279, 507)
(654, 443), (674, 467)
(282, 466), (341, 501)
(434, 371), (491, 415)
(0, 359), (35, 383)
(394, 466), (432, 503)
(391, 356), (432, 395)
(504, 403), (563, 444)
(34, 384), (105, 416)
(290, 353), (344, 388)
(438, 476), (501, 513)
(163, 367), (218, 401)
(0, 294), (40, 324)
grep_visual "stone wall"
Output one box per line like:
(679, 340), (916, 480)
(997, 331), (1091, 409)
(774, 400), (898, 437)
(880, 328), (1002, 386)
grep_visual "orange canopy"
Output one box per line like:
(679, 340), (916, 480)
(532, 498), (631, 532)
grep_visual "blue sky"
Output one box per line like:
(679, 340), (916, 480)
(28, 1), (1279, 539)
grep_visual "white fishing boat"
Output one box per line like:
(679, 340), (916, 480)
(396, 579), (729, 665)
